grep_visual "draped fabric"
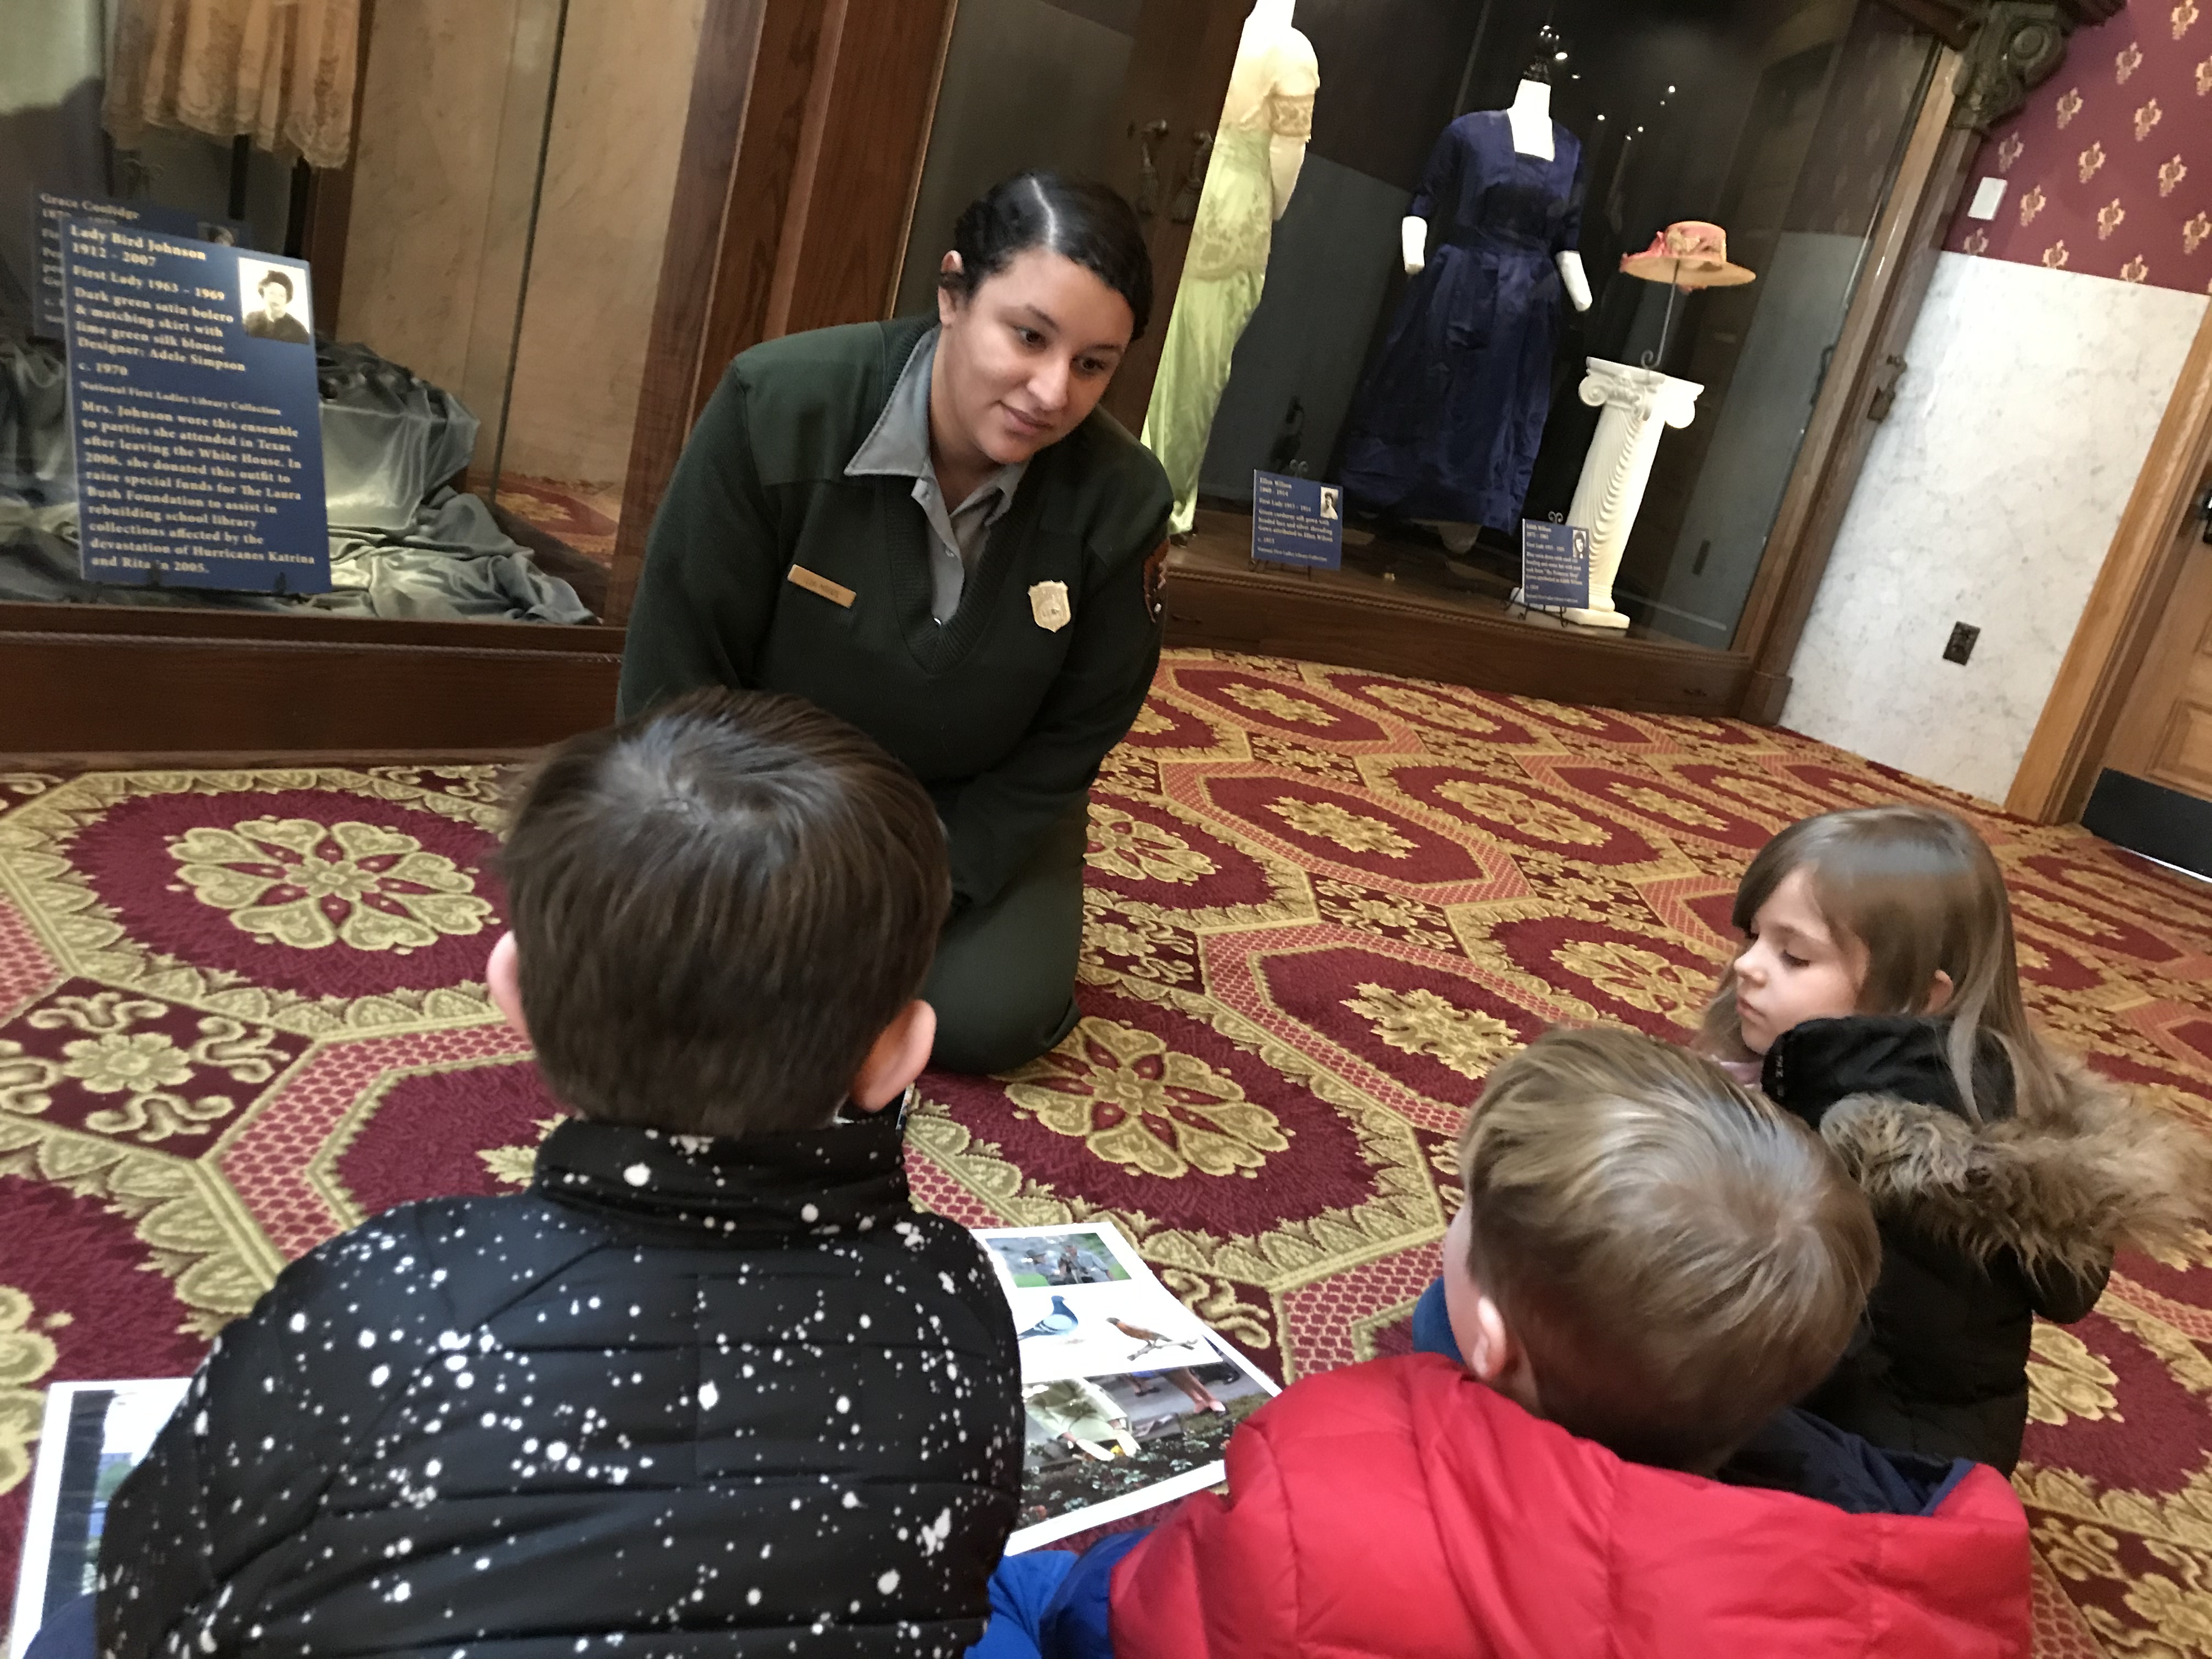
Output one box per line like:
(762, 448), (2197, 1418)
(1140, 30), (1318, 538)
(103, 0), (362, 169)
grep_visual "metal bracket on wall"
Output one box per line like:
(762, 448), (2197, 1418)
(1169, 131), (1216, 225)
(1869, 355), (1909, 423)
(1130, 120), (1170, 221)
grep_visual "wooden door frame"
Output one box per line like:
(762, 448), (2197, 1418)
(1733, 1), (2124, 720)
(1729, 48), (1974, 718)
(2003, 305), (2212, 823)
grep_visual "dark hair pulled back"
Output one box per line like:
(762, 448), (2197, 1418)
(940, 170), (1154, 340)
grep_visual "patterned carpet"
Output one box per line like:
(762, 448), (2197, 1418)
(493, 475), (622, 563)
(4, 648), (2212, 1653)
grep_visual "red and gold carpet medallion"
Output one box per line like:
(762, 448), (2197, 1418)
(4, 657), (2211, 1653)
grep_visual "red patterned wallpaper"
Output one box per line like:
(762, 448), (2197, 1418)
(1944, 0), (2212, 292)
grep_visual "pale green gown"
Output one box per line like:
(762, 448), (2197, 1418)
(1140, 29), (1319, 537)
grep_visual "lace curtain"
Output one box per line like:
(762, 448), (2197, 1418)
(104, 0), (363, 170)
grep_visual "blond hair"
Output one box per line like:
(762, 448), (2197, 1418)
(1458, 1026), (1878, 1471)
(1700, 804), (2061, 1122)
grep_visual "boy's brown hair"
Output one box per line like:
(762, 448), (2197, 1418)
(1458, 1026), (1878, 1471)
(500, 689), (950, 1136)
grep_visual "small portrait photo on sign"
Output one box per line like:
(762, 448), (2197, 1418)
(1319, 487), (1340, 521)
(238, 257), (311, 345)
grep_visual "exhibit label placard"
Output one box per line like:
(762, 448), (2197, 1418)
(60, 216), (329, 594)
(32, 191), (241, 338)
(1250, 471), (1343, 571)
(1520, 519), (1591, 611)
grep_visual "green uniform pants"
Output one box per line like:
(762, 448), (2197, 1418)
(924, 803), (1088, 1075)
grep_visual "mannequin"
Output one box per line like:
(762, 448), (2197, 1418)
(1337, 24), (1588, 533)
(1141, 0), (1319, 537)
(1401, 40), (1590, 311)
(1254, 0), (1308, 213)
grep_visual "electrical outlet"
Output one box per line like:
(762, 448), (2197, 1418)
(1943, 622), (1980, 665)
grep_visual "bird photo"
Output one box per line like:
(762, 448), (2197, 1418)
(1108, 1316), (1173, 1357)
(1018, 1295), (1080, 1340)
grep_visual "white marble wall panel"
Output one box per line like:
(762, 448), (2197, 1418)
(1780, 252), (2206, 806)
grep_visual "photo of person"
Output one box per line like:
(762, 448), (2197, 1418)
(986, 1230), (1130, 1288)
(238, 258), (311, 343)
(1320, 486), (1340, 520)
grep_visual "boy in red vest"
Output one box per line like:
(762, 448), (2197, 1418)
(976, 1027), (2031, 1659)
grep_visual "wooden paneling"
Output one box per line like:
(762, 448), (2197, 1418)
(1162, 543), (1753, 716)
(2150, 701), (2212, 795)
(1733, 49), (1972, 721)
(608, 0), (956, 625)
(2007, 302), (2212, 822)
(715, 0), (838, 375)
(611, 0), (784, 627)
(780, 0), (956, 336)
(0, 604), (620, 755)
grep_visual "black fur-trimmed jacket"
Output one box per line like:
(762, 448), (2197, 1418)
(1762, 1015), (2211, 1473)
(97, 1113), (1023, 1659)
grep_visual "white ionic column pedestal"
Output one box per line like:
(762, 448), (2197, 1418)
(1559, 358), (1703, 629)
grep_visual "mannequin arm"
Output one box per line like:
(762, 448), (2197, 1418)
(1269, 136), (1306, 220)
(1557, 251), (1591, 312)
(1401, 216), (1427, 275)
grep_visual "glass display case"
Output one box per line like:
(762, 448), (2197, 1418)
(894, 0), (1954, 712)
(1, 0), (706, 749)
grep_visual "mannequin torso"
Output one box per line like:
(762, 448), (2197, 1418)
(1221, 0), (1318, 219)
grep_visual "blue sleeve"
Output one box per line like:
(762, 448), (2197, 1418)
(1410, 1277), (1458, 1359)
(1408, 120), (1462, 224)
(1038, 1530), (1150, 1659)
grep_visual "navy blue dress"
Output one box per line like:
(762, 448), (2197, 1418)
(1339, 112), (1583, 530)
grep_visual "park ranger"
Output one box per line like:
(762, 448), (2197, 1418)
(620, 172), (1173, 1075)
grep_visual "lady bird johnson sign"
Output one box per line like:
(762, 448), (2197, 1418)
(59, 216), (328, 594)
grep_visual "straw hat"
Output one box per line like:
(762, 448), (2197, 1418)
(1618, 221), (1756, 289)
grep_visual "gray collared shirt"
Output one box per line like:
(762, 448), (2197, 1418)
(844, 328), (1028, 624)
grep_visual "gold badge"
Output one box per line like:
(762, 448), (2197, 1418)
(786, 564), (855, 608)
(1029, 580), (1072, 632)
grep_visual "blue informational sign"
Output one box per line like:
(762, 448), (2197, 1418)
(1520, 520), (1592, 611)
(60, 216), (329, 594)
(32, 191), (243, 338)
(1251, 471), (1344, 571)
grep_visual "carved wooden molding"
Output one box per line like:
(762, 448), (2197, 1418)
(1954, 3), (2071, 130)
(1878, 0), (2125, 130)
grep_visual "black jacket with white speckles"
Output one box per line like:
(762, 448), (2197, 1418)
(98, 1113), (1024, 1659)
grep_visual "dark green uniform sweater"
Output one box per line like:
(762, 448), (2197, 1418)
(620, 316), (1174, 910)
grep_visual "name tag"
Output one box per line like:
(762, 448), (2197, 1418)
(787, 564), (856, 608)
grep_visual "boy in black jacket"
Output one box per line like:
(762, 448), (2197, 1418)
(90, 690), (1023, 1659)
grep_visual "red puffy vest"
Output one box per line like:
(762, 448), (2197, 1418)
(1110, 1356), (2029, 1659)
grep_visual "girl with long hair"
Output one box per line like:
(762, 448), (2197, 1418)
(1701, 804), (2210, 1470)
